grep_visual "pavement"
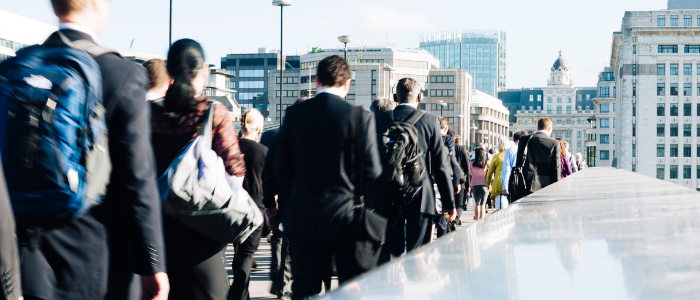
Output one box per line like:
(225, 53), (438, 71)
(227, 204), (495, 300)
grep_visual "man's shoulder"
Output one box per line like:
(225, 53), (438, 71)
(95, 54), (146, 80)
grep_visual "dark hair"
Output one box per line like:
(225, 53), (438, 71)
(472, 148), (488, 169)
(513, 131), (526, 142)
(538, 118), (552, 130)
(316, 56), (351, 87)
(395, 78), (422, 103)
(454, 135), (461, 145)
(164, 39), (204, 111)
(447, 130), (455, 137)
(143, 59), (169, 90)
(294, 97), (309, 105)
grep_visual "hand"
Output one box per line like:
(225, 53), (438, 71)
(488, 186), (492, 194)
(265, 207), (278, 218)
(443, 208), (457, 222)
(454, 185), (461, 195)
(502, 189), (509, 196)
(141, 272), (169, 300)
(468, 187), (471, 193)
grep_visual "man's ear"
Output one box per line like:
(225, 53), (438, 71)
(393, 94), (399, 103)
(343, 78), (352, 90)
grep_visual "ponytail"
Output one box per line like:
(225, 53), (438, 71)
(164, 39), (205, 111)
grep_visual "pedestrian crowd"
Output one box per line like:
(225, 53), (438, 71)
(0, 1), (584, 300)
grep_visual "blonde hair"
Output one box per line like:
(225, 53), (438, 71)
(497, 138), (510, 153)
(241, 108), (263, 136)
(51, 0), (89, 17)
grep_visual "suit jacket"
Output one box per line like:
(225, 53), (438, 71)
(375, 105), (455, 215)
(515, 132), (561, 193)
(44, 30), (165, 277)
(261, 128), (294, 221)
(0, 155), (21, 300)
(275, 92), (382, 241)
(444, 135), (461, 186)
(455, 144), (471, 187)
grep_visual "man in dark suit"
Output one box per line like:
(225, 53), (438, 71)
(2, 0), (169, 299)
(276, 56), (382, 299)
(514, 118), (561, 200)
(454, 136), (471, 223)
(0, 155), (21, 300)
(375, 78), (456, 264)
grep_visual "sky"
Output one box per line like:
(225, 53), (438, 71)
(1, 0), (668, 88)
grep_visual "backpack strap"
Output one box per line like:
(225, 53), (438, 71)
(403, 109), (425, 125)
(57, 31), (122, 59)
(519, 134), (533, 168)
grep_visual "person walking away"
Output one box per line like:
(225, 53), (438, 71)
(556, 138), (572, 179)
(502, 132), (525, 202)
(575, 153), (586, 170)
(453, 136), (471, 225)
(470, 149), (489, 220)
(275, 56), (382, 300)
(375, 78), (456, 263)
(151, 39), (246, 300)
(143, 59), (170, 101)
(370, 98), (396, 116)
(434, 116), (461, 238)
(513, 118), (561, 199)
(0, 0), (169, 298)
(564, 141), (577, 173)
(487, 138), (510, 212)
(230, 109), (267, 300)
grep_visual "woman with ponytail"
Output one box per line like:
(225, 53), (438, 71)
(230, 108), (267, 300)
(150, 39), (245, 300)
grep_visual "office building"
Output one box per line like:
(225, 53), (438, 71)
(221, 49), (300, 117)
(499, 51), (596, 160)
(419, 29), (506, 97)
(611, 7), (700, 189)
(0, 10), (56, 63)
(470, 90), (510, 150)
(585, 67), (617, 168)
(668, 0), (700, 9)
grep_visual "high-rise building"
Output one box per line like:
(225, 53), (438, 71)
(220, 50), (300, 117)
(611, 7), (700, 189)
(0, 10), (56, 63)
(499, 51), (596, 161)
(419, 29), (506, 97)
(586, 67), (617, 168)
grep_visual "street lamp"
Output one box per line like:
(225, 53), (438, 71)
(383, 65), (395, 99)
(273, 0), (291, 126)
(338, 35), (353, 61)
(438, 100), (447, 116)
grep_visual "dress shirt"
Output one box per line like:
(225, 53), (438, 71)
(59, 22), (100, 43)
(317, 87), (347, 98)
(398, 102), (419, 108)
(501, 141), (519, 191)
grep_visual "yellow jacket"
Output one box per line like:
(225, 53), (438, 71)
(486, 151), (505, 200)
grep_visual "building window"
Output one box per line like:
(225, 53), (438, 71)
(239, 70), (265, 77)
(276, 90), (299, 97)
(529, 95), (533, 101)
(671, 103), (678, 116)
(556, 106), (562, 114)
(657, 144), (665, 157)
(684, 83), (692, 96)
(600, 86), (610, 97)
(430, 89), (455, 97)
(633, 103), (636, 116)
(633, 144), (636, 157)
(430, 75), (455, 83)
(671, 144), (679, 157)
(547, 105), (553, 114)
(658, 15), (666, 26)
(658, 45), (678, 53)
(556, 119), (562, 125)
(633, 124), (636, 136)
(600, 150), (610, 160)
(671, 83), (679, 96)
(567, 97), (572, 103)
(683, 64), (692, 76)
(684, 165), (691, 179)
(633, 64), (637, 76)
(240, 81), (266, 88)
(537, 106), (541, 110)
(537, 95), (542, 101)
(657, 64), (666, 75)
(578, 131), (582, 138)
(601, 103), (610, 113)
(578, 141), (582, 147)
(684, 103), (692, 116)
(671, 15), (679, 26)
(671, 64), (679, 75)
(658, 83), (665, 96)
(684, 144), (692, 157)
(686, 45), (700, 53)
(447, 117), (454, 124)
(671, 124), (679, 136)
(670, 165), (679, 179)
(601, 134), (610, 144)
(275, 77), (298, 84)
(657, 124), (665, 136)
(657, 103), (665, 116)
(566, 106), (572, 114)
(566, 118), (572, 124)
(586, 94), (590, 101)
(657, 165), (665, 179)
(557, 97), (562, 103)
(633, 45), (636, 54)
(238, 92), (265, 100)
(685, 124), (692, 137)
(529, 106), (534, 110)
(547, 97), (552, 103)
(685, 15), (693, 26)
(633, 83), (636, 96)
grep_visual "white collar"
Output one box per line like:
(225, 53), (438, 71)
(59, 22), (100, 43)
(317, 87), (347, 98)
(398, 102), (419, 108)
(146, 92), (164, 101)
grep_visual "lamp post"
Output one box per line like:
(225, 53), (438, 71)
(338, 35), (353, 61)
(273, 0), (291, 126)
(455, 114), (463, 137)
(383, 65), (395, 99)
(438, 100), (446, 116)
(470, 122), (477, 151)
(169, 0), (172, 46)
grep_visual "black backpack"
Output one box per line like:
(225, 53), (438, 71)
(377, 110), (425, 199)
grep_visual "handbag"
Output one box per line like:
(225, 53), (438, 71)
(157, 105), (263, 244)
(346, 106), (388, 272)
(510, 134), (533, 198)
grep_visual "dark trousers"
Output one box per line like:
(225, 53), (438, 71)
(378, 199), (432, 264)
(455, 183), (466, 220)
(18, 212), (109, 300)
(269, 215), (292, 296)
(229, 224), (263, 300)
(290, 235), (359, 300)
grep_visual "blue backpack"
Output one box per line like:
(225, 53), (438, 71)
(0, 32), (114, 223)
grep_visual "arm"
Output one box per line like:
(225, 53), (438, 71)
(212, 104), (246, 177)
(109, 66), (165, 275)
(362, 110), (382, 184)
(458, 146), (471, 187)
(0, 157), (21, 300)
(501, 148), (513, 192)
(552, 142), (561, 183)
(261, 131), (278, 209)
(429, 118), (455, 210)
(447, 137), (461, 186)
(275, 107), (295, 181)
(486, 159), (496, 190)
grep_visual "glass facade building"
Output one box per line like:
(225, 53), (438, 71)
(419, 29), (506, 97)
